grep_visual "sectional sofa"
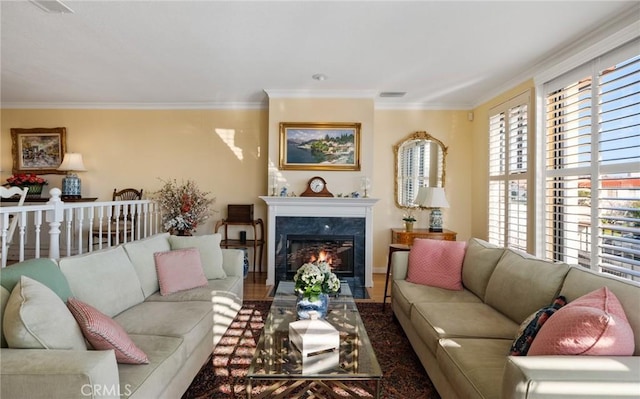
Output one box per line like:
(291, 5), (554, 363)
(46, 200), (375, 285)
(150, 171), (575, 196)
(0, 232), (244, 399)
(391, 237), (640, 399)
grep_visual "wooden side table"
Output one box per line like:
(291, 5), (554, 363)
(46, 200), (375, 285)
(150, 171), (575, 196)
(215, 218), (265, 278)
(383, 228), (457, 310)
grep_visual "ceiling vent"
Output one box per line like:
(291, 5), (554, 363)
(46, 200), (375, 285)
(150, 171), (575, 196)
(379, 92), (406, 98)
(30, 1), (74, 14)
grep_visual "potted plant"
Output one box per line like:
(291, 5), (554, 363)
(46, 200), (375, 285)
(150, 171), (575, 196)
(403, 208), (417, 232)
(293, 261), (341, 319)
(6, 173), (48, 199)
(154, 179), (215, 236)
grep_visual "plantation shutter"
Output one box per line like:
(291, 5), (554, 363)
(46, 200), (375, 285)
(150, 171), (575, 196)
(543, 38), (640, 280)
(488, 91), (531, 251)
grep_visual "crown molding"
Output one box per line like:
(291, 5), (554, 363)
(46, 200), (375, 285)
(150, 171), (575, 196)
(264, 89), (377, 99)
(0, 101), (267, 110)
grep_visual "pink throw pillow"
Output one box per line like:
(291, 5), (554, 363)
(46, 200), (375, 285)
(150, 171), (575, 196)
(528, 286), (635, 356)
(407, 239), (467, 290)
(154, 247), (208, 296)
(67, 298), (149, 364)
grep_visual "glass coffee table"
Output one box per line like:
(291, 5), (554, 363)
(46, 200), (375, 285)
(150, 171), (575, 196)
(247, 281), (382, 398)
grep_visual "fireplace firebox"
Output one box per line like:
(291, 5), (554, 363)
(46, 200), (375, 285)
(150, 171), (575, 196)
(286, 234), (355, 279)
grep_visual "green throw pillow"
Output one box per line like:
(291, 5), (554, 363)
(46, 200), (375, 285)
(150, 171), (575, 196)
(0, 258), (73, 302)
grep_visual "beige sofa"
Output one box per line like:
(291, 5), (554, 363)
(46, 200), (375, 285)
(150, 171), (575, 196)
(0, 232), (244, 399)
(391, 237), (640, 399)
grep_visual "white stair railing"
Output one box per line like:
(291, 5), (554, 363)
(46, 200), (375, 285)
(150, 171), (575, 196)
(0, 188), (162, 266)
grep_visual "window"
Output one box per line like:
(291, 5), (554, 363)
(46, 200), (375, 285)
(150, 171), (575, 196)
(488, 91), (531, 251)
(543, 40), (640, 281)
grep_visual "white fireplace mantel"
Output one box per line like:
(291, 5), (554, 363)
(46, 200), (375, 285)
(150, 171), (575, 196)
(259, 196), (379, 286)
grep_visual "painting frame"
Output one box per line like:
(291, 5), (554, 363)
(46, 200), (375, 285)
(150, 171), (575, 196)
(279, 122), (361, 171)
(11, 127), (67, 175)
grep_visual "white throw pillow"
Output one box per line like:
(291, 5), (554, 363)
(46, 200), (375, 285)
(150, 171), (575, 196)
(3, 276), (86, 350)
(168, 234), (227, 279)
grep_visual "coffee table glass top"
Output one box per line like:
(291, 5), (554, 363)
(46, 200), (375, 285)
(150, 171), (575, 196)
(247, 281), (382, 380)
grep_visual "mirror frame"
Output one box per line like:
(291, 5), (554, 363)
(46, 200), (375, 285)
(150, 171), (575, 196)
(393, 131), (448, 209)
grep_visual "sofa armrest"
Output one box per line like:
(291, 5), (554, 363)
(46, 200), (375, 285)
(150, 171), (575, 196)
(503, 355), (640, 399)
(221, 248), (244, 277)
(1, 348), (120, 399)
(391, 251), (410, 281)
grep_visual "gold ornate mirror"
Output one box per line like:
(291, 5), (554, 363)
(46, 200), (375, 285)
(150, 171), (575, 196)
(394, 131), (448, 208)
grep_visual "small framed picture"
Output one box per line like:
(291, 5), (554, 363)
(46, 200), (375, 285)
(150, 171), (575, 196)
(279, 122), (361, 171)
(11, 127), (67, 174)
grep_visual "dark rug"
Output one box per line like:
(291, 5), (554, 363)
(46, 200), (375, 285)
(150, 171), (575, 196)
(182, 301), (440, 399)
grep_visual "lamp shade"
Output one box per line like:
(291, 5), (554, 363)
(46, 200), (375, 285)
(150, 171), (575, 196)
(416, 187), (449, 209)
(57, 153), (86, 172)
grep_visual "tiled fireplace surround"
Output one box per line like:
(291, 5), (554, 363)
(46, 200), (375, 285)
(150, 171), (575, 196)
(260, 197), (379, 295)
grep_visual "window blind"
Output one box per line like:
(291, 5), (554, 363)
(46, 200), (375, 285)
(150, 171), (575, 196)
(488, 91), (531, 251)
(543, 39), (640, 281)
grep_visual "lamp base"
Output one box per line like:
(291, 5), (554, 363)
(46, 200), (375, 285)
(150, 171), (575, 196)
(429, 208), (444, 233)
(61, 174), (82, 199)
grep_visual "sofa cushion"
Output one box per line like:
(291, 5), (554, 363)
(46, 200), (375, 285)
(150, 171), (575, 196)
(407, 239), (467, 290)
(509, 295), (567, 356)
(529, 287), (635, 356)
(559, 266), (640, 356)
(3, 276), (86, 350)
(461, 238), (505, 301)
(145, 276), (242, 302)
(117, 334), (186, 399)
(123, 233), (171, 298)
(0, 258), (73, 301)
(392, 280), (482, 319)
(438, 337), (512, 399)
(154, 248), (208, 296)
(412, 302), (519, 354)
(67, 297), (149, 364)
(484, 249), (570, 323)
(168, 234), (227, 280)
(59, 246), (145, 317)
(114, 301), (212, 355)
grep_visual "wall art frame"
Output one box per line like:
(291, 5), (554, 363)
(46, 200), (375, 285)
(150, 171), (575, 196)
(279, 122), (361, 171)
(11, 127), (67, 175)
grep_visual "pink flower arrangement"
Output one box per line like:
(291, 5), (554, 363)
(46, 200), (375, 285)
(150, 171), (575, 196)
(6, 173), (47, 186)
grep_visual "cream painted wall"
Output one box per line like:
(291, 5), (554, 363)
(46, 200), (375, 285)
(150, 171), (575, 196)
(470, 79), (536, 241)
(1, 100), (476, 276)
(266, 97), (375, 195)
(1, 108), (269, 235)
(374, 109), (473, 270)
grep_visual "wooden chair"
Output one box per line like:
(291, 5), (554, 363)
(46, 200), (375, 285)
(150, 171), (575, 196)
(91, 188), (143, 248)
(1, 186), (29, 267)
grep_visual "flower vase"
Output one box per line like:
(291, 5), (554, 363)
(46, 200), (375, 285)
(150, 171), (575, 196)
(405, 221), (414, 232)
(296, 293), (329, 320)
(22, 184), (44, 199)
(176, 229), (192, 236)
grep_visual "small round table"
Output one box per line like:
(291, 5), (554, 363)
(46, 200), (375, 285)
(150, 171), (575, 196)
(382, 243), (411, 310)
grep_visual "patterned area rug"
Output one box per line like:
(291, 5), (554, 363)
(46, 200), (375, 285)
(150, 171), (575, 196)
(182, 301), (440, 399)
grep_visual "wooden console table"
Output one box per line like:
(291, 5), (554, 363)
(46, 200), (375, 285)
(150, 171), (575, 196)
(215, 218), (265, 277)
(383, 228), (457, 309)
(390, 228), (457, 245)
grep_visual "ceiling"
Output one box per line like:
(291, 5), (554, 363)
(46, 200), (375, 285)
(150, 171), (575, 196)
(1, 1), (638, 109)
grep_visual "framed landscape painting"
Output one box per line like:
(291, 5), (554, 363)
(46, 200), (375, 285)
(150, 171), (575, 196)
(11, 127), (67, 174)
(279, 122), (361, 171)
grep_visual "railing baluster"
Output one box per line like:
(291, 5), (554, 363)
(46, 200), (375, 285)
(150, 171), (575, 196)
(2, 190), (159, 264)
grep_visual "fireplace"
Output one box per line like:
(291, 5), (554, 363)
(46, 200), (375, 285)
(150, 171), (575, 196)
(260, 196), (379, 297)
(286, 234), (355, 278)
(275, 216), (366, 298)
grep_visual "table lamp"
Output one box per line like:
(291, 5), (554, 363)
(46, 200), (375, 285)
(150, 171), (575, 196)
(416, 187), (450, 232)
(57, 153), (86, 199)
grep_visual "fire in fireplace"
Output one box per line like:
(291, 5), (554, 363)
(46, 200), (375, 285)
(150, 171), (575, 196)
(286, 235), (355, 279)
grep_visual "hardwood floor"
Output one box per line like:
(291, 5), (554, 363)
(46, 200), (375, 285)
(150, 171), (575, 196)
(243, 272), (388, 303)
